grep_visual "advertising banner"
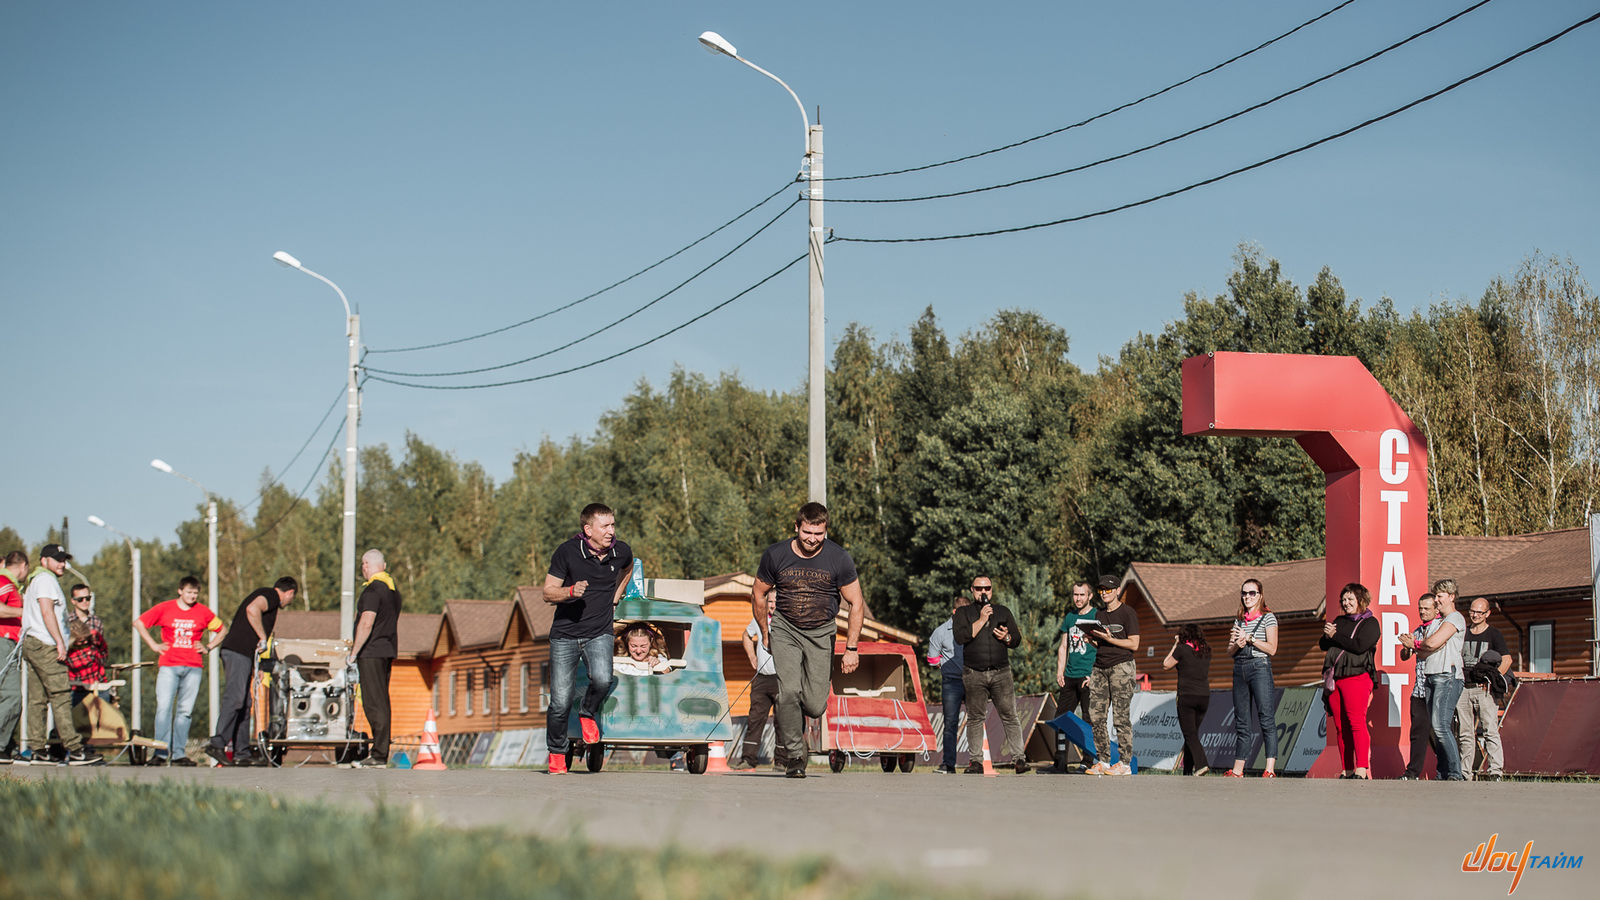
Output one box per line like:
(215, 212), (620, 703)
(1130, 691), (1184, 770)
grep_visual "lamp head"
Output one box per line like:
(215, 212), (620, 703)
(150, 459), (173, 474)
(698, 31), (737, 58)
(87, 515), (106, 528)
(272, 250), (303, 269)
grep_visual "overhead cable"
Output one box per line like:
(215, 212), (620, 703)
(241, 384), (346, 512)
(833, 10), (1600, 244)
(241, 413), (346, 544)
(362, 197), (802, 378)
(363, 253), (809, 391)
(831, 0), (1498, 204)
(365, 181), (795, 355)
(828, 0), (1360, 183)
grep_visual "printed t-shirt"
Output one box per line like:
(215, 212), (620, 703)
(0, 572), (23, 641)
(138, 599), (222, 667)
(755, 538), (858, 630)
(1090, 603), (1141, 669)
(1057, 608), (1098, 679)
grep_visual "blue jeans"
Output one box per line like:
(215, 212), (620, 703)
(154, 665), (203, 760)
(546, 632), (614, 754)
(940, 673), (965, 769)
(1425, 673), (1465, 779)
(1232, 656), (1279, 761)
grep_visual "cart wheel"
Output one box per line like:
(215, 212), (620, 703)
(829, 750), (846, 773)
(585, 743), (606, 773)
(686, 746), (709, 774)
(879, 755), (897, 773)
(898, 754), (915, 773)
(130, 745), (147, 767)
(565, 747), (576, 771)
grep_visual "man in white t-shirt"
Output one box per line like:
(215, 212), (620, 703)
(19, 545), (102, 765)
(732, 613), (779, 769)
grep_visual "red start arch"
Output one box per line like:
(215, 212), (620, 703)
(1183, 351), (1426, 777)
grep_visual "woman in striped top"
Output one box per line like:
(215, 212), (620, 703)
(1226, 578), (1279, 778)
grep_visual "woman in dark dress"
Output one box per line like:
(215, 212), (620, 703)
(1163, 623), (1212, 776)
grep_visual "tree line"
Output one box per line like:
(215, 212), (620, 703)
(6, 248), (1596, 706)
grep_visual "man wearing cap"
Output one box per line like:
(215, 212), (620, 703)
(137, 575), (224, 765)
(953, 576), (1027, 774)
(19, 544), (102, 765)
(1083, 575), (1140, 776)
(1456, 596), (1511, 781)
(207, 576), (297, 767)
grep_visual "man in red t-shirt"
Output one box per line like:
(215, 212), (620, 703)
(135, 576), (223, 766)
(0, 550), (29, 759)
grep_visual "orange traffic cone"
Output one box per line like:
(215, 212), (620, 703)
(413, 708), (447, 771)
(705, 741), (731, 774)
(980, 726), (996, 777)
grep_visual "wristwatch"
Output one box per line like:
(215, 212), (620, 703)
(845, 645), (858, 652)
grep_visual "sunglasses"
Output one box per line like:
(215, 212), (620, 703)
(1241, 590), (1260, 597)
(971, 586), (993, 592)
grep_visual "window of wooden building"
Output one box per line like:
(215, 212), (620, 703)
(446, 671), (456, 717)
(1530, 621), (1554, 673)
(465, 671), (474, 716)
(499, 664), (509, 714)
(519, 663), (529, 713)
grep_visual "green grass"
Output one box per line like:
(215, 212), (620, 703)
(0, 775), (1003, 900)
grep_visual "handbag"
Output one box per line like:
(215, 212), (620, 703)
(1322, 652), (1343, 694)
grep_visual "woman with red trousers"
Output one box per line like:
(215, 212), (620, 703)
(1319, 582), (1381, 779)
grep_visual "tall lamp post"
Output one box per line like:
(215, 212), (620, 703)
(698, 31), (827, 505)
(273, 250), (359, 641)
(85, 515), (143, 732)
(150, 458), (220, 734)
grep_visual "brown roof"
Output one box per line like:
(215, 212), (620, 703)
(512, 586), (557, 640)
(1128, 528), (1594, 624)
(272, 610), (441, 659)
(443, 599), (512, 650)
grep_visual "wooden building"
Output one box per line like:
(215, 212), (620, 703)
(1119, 527), (1597, 693)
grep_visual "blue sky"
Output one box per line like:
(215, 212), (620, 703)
(4, 0), (1596, 558)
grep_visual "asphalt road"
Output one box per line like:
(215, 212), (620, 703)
(13, 761), (1598, 899)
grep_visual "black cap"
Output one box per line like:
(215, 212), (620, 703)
(1097, 575), (1120, 591)
(40, 543), (73, 563)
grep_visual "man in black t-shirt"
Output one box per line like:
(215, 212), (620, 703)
(1084, 575), (1141, 775)
(348, 549), (402, 767)
(541, 503), (634, 774)
(752, 502), (864, 778)
(953, 576), (1027, 774)
(1456, 597), (1512, 780)
(205, 576), (296, 767)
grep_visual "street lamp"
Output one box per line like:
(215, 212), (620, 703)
(150, 458), (221, 735)
(86, 515), (143, 732)
(273, 250), (359, 642)
(699, 30), (827, 505)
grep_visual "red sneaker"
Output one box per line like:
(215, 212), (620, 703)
(579, 717), (600, 744)
(548, 753), (568, 775)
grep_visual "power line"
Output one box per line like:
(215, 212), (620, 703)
(241, 413), (346, 544)
(362, 197), (802, 379)
(833, 10), (1600, 245)
(830, 0), (1499, 204)
(365, 181), (796, 355)
(241, 384), (346, 512)
(363, 253), (809, 391)
(827, 0), (1360, 183)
